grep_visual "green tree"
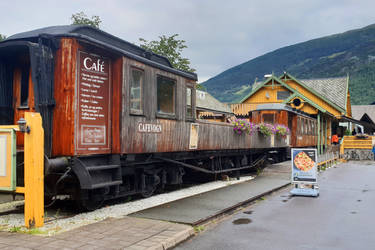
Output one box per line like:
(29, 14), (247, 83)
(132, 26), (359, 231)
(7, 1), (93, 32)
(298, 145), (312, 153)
(196, 84), (206, 91)
(71, 11), (101, 28)
(0, 34), (6, 41)
(139, 34), (195, 72)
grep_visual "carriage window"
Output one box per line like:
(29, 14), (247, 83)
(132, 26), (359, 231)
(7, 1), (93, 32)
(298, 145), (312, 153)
(157, 76), (176, 116)
(277, 91), (290, 100)
(186, 87), (193, 119)
(20, 67), (30, 107)
(130, 68), (143, 114)
(301, 118), (304, 134)
(263, 114), (274, 124)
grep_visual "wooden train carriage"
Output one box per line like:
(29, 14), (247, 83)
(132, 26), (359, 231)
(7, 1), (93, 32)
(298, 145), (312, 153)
(0, 25), (288, 208)
(250, 103), (317, 148)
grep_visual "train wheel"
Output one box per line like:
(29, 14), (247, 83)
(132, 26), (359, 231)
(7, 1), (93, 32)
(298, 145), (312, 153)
(141, 186), (156, 198)
(76, 190), (104, 211)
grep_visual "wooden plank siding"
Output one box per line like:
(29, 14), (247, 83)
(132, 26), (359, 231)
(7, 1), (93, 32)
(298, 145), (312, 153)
(121, 57), (287, 154)
(52, 38), (79, 156)
(111, 57), (123, 154)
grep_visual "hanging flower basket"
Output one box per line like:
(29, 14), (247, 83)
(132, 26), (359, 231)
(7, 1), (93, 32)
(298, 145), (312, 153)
(274, 124), (290, 137)
(256, 123), (275, 137)
(232, 119), (256, 135)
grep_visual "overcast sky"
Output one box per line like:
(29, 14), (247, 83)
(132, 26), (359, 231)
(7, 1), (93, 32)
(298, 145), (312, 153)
(1, 0), (375, 82)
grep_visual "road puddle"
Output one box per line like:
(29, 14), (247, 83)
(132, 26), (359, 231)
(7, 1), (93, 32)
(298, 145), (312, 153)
(232, 218), (252, 225)
(243, 210), (253, 215)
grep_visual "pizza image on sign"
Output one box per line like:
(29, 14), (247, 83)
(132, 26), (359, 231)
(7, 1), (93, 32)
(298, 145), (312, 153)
(294, 151), (315, 172)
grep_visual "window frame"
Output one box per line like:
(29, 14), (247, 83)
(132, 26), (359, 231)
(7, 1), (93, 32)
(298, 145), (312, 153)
(156, 75), (177, 119)
(129, 67), (144, 116)
(185, 84), (195, 121)
(276, 90), (291, 100)
(262, 113), (275, 124)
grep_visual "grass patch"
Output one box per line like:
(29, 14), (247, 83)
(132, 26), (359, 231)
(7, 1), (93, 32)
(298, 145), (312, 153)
(9, 226), (22, 233)
(193, 225), (205, 233)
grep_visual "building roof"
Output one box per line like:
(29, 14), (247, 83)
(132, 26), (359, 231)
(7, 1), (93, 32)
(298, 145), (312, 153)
(255, 103), (313, 118)
(351, 105), (375, 123)
(1, 25), (197, 81)
(196, 90), (232, 114)
(301, 76), (348, 111)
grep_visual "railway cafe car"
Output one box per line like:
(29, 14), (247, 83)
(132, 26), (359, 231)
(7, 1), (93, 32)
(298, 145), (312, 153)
(0, 25), (288, 209)
(232, 72), (354, 154)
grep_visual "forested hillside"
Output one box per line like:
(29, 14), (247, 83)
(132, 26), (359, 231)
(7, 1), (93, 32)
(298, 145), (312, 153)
(202, 24), (375, 105)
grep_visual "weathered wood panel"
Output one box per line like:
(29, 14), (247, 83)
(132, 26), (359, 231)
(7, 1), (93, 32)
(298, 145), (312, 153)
(111, 57), (123, 154)
(52, 38), (79, 156)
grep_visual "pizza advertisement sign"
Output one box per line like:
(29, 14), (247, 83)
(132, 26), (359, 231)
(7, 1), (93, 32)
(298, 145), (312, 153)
(291, 148), (317, 184)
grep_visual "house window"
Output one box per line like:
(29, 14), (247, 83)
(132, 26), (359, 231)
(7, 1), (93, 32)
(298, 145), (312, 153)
(157, 76), (176, 116)
(186, 87), (193, 119)
(263, 114), (274, 124)
(277, 91), (290, 100)
(130, 68), (144, 114)
(20, 67), (30, 107)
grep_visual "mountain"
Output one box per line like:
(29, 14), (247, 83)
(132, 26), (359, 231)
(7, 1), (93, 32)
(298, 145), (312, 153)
(202, 24), (375, 105)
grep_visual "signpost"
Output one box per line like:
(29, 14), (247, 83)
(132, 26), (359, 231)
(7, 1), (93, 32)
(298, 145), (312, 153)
(290, 148), (319, 197)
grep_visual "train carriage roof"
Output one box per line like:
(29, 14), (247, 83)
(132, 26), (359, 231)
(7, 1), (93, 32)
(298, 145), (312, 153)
(2, 25), (197, 81)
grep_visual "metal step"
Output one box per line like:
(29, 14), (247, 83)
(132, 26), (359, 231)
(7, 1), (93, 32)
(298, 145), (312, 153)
(86, 164), (121, 171)
(91, 180), (123, 189)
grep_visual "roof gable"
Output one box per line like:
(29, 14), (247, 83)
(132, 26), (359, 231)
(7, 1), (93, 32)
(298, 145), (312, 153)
(240, 75), (295, 103)
(279, 72), (347, 113)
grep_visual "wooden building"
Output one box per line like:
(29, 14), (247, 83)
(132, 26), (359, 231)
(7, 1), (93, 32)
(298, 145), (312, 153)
(232, 72), (352, 154)
(195, 90), (233, 122)
(351, 105), (375, 134)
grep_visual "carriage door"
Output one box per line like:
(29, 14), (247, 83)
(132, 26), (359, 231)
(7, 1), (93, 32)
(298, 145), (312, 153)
(13, 65), (35, 147)
(75, 51), (111, 155)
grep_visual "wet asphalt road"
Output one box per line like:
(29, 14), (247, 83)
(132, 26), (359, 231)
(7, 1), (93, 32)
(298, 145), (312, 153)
(175, 161), (375, 250)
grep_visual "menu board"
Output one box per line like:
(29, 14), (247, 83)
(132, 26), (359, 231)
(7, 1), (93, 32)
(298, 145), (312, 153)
(76, 51), (111, 153)
(291, 148), (317, 183)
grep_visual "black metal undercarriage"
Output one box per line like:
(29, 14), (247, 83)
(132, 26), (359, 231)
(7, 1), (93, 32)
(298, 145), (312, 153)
(44, 147), (287, 210)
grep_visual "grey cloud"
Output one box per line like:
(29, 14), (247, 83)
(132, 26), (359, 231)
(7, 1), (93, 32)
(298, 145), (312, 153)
(1, 0), (375, 82)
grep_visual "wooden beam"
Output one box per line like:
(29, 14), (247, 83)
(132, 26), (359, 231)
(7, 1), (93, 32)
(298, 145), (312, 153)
(24, 112), (44, 228)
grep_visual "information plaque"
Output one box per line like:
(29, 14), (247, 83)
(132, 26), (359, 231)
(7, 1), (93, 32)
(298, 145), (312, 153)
(76, 51), (111, 154)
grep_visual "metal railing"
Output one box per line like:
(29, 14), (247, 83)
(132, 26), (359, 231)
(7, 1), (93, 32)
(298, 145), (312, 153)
(317, 151), (339, 170)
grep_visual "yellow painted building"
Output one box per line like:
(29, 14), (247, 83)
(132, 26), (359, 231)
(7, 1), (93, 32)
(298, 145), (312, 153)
(234, 72), (352, 154)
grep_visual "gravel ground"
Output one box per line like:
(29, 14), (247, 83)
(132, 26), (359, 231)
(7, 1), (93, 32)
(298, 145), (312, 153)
(0, 176), (254, 235)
